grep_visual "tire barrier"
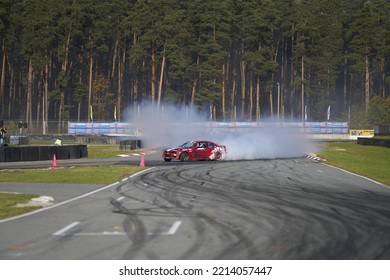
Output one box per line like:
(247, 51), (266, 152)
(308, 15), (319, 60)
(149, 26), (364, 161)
(0, 145), (88, 162)
(119, 140), (142, 150)
(374, 125), (390, 136)
(357, 138), (390, 148)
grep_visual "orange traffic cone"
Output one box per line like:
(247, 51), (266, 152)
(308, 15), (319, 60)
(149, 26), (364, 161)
(52, 154), (58, 169)
(139, 153), (145, 167)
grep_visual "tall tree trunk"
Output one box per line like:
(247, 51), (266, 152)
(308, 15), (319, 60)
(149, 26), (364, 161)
(43, 60), (49, 134)
(256, 75), (260, 121)
(27, 59), (33, 126)
(88, 32), (94, 122)
(290, 36), (295, 119)
(117, 46), (125, 122)
(231, 67), (236, 120)
(240, 45), (246, 119)
(0, 40), (6, 117)
(151, 43), (156, 106)
(131, 32), (138, 108)
(301, 55), (305, 122)
(111, 37), (118, 79)
(8, 67), (14, 118)
(18, 69), (23, 118)
(248, 71), (253, 121)
(77, 58), (82, 122)
(88, 55), (93, 122)
(364, 51), (370, 113)
(157, 45), (166, 111)
(380, 55), (385, 98)
(343, 56), (348, 111)
(221, 63), (226, 121)
(281, 40), (287, 119)
(37, 71), (42, 128)
(191, 53), (200, 111)
(58, 34), (70, 132)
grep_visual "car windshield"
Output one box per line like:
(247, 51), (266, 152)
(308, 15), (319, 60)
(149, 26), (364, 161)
(179, 141), (195, 148)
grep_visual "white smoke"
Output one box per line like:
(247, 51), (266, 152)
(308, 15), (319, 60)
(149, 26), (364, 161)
(215, 128), (316, 160)
(125, 104), (317, 160)
(124, 104), (210, 148)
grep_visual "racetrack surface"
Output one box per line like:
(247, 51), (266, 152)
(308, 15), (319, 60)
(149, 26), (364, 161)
(1, 157), (390, 259)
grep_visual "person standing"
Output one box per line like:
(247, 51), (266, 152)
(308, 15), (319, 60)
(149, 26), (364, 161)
(0, 125), (6, 147)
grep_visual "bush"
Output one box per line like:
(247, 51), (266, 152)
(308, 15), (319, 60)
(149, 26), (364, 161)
(340, 96), (390, 129)
(368, 96), (390, 125)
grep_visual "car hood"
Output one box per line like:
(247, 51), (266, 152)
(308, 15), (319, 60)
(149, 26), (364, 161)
(165, 147), (181, 152)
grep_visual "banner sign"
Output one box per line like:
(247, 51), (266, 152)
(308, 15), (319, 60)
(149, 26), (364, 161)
(68, 122), (139, 136)
(350, 130), (374, 136)
(68, 121), (349, 135)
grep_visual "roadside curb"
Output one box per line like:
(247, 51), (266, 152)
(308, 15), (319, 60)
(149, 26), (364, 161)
(306, 153), (325, 162)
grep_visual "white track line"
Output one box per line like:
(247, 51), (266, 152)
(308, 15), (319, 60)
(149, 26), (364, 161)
(53, 220), (182, 236)
(53, 221), (80, 236)
(166, 220), (182, 235)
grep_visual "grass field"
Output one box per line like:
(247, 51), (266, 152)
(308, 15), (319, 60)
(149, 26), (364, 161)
(0, 165), (144, 184)
(0, 192), (41, 219)
(87, 144), (128, 158)
(317, 141), (390, 186)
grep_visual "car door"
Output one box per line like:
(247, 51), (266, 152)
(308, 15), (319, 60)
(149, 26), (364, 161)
(194, 141), (209, 160)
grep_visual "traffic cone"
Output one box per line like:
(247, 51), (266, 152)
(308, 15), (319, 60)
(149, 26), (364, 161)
(52, 154), (58, 169)
(139, 153), (145, 167)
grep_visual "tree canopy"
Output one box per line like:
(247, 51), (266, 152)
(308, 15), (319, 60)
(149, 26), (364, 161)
(1, 0), (390, 128)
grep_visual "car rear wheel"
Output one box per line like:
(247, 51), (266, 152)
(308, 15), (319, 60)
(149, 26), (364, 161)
(179, 152), (189, 162)
(214, 152), (222, 161)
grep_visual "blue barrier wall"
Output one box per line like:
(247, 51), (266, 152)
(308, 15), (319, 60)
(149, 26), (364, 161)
(68, 121), (349, 135)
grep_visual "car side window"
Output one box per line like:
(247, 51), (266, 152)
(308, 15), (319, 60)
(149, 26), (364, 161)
(197, 142), (206, 148)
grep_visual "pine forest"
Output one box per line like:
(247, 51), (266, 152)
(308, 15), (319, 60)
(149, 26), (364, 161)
(1, 0), (390, 132)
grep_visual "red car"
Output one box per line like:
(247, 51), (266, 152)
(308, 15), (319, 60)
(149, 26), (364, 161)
(162, 140), (227, 162)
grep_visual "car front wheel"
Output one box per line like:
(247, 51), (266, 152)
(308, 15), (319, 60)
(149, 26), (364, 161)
(179, 152), (189, 162)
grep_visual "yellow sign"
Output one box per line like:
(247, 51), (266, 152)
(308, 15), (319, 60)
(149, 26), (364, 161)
(350, 129), (374, 136)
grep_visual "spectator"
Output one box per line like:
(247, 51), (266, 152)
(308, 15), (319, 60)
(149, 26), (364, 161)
(54, 138), (62, 146)
(0, 126), (6, 147)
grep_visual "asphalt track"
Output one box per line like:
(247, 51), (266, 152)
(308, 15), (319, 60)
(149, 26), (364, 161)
(1, 153), (390, 259)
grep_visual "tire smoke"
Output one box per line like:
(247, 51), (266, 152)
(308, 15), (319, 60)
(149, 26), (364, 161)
(215, 129), (316, 160)
(124, 104), (317, 160)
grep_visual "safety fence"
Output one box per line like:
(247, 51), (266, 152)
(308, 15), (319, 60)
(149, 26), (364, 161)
(0, 120), (69, 135)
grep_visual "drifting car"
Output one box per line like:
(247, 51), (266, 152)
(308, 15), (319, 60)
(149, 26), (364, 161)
(162, 140), (227, 162)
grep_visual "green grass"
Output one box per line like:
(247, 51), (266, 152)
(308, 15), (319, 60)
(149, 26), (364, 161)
(0, 165), (144, 184)
(87, 144), (122, 158)
(0, 193), (41, 219)
(87, 144), (146, 158)
(317, 142), (390, 186)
